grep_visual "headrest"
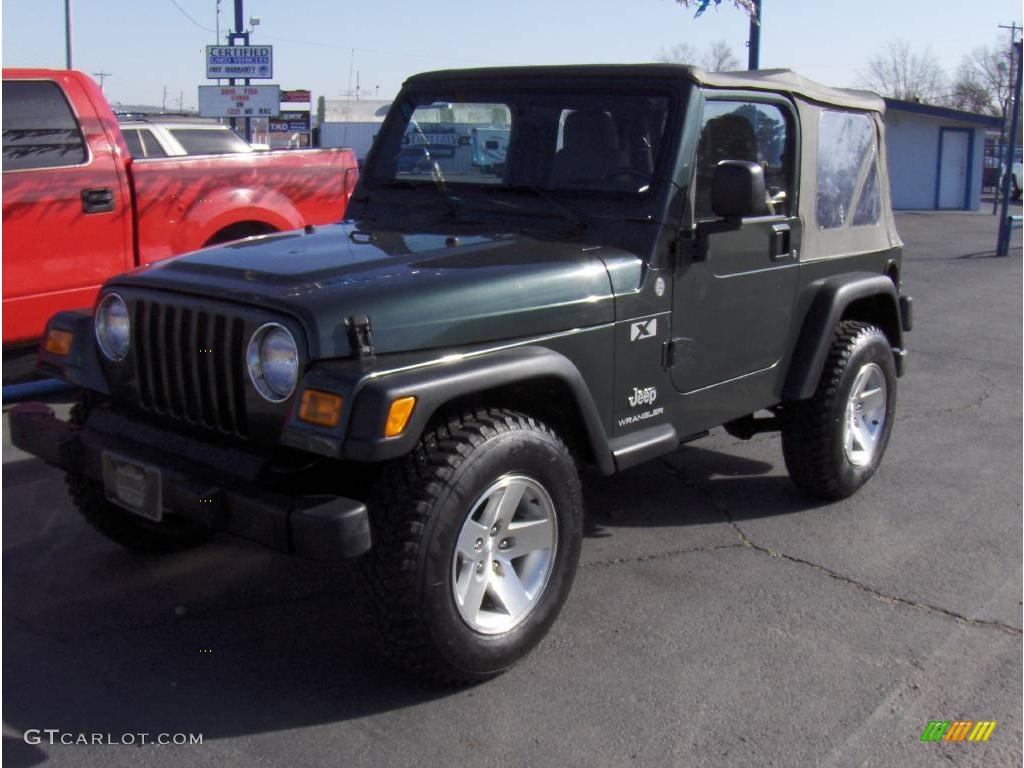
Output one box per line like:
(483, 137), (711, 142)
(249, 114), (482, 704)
(562, 110), (619, 153)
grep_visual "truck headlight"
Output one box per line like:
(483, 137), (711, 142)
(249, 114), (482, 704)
(95, 293), (130, 361)
(246, 323), (298, 402)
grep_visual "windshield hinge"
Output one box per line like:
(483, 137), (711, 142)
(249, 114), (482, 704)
(346, 314), (375, 361)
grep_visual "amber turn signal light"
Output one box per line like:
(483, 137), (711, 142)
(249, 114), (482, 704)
(298, 389), (343, 427)
(44, 329), (73, 356)
(385, 396), (416, 437)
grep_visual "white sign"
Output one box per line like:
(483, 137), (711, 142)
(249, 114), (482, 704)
(205, 45), (273, 79)
(198, 85), (280, 118)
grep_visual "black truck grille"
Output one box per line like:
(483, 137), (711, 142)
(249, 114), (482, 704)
(132, 299), (249, 436)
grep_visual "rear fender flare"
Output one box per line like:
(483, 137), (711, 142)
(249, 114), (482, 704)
(783, 273), (904, 401)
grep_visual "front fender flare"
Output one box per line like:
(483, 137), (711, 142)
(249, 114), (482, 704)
(337, 346), (615, 474)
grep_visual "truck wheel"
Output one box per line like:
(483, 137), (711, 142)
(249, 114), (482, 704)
(781, 322), (896, 500)
(65, 402), (208, 553)
(358, 408), (583, 685)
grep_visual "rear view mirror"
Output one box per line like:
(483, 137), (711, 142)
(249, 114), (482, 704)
(711, 160), (768, 219)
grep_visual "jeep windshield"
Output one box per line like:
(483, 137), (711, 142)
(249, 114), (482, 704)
(366, 88), (675, 200)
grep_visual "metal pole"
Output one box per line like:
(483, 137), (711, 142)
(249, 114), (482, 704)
(994, 23), (1021, 214)
(996, 41), (1022, 256)
(747, 1), (761, 70)
(64, 0), (73, 69)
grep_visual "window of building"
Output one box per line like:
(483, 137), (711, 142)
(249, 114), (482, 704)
(2, 81), (88, 171)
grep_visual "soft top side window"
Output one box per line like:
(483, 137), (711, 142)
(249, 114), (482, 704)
(816, 110), (880, 229)
(695, 98), (792, 219)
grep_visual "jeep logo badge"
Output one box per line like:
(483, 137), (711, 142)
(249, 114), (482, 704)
(630, 318), (657, 341)
(628, 386), (657, 408)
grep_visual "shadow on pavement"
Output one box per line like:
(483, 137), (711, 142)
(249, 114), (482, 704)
(2, 440), (820, 748)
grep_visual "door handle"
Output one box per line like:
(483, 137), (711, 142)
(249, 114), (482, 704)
(769, 222), (791, 260)
(81, 187), (115, 214)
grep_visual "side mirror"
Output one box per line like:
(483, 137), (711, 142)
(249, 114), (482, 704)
(711, 160), (768, 219)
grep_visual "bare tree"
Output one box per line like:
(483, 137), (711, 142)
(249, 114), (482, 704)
(947, 44), (1016, 117)
(947, 63), (996, 114)
(672, 0), (758, 18)
(656, 42), (699, 65)
(657, 40), (740, 71)
(859, 40), (946, 104)
(703, 39), (741, 71)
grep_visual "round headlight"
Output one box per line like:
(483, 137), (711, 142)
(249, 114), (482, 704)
(95, 293), (130, 361)
(246, 323), (299, 402)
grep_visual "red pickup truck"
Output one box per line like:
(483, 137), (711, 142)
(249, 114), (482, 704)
(2, 68), (359, 350)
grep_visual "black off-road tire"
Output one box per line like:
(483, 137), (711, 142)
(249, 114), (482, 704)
(66, 402), (209, 554)
(357, 408), (583, 685)
(781, 322), (897, 500)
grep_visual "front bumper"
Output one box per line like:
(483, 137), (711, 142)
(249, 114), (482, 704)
(9, 403), (371, 559)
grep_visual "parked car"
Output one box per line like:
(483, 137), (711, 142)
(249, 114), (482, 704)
(1008, 160), (1022, 200)
(117, 117), (255, 158)
(394, 145), (433, 174)
(12, 64), (912, 685)
(2, 68), (360, 352)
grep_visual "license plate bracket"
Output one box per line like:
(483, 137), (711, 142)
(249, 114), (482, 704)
(102, 452), (163, 523)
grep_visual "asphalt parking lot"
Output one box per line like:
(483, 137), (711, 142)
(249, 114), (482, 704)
(3, 207), (1022, 768)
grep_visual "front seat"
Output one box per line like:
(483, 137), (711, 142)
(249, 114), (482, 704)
(550, 110), (620, 188)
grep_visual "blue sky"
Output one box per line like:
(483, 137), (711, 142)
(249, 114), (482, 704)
(2, 0), (1021, 109)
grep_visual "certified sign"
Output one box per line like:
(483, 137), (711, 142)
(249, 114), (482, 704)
(206, 45), (273, 79)
(198, 85), (280, 118)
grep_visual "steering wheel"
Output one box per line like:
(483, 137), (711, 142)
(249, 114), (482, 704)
(604, 167), (652, 191)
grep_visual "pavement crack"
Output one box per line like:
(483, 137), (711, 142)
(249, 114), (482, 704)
(755, 548), (1024, 637)
(902, 369), (996, 417)
(657, 458), (1023, 638)
(580, 542), (743, 570)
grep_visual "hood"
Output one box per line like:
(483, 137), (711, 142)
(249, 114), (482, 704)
(111, 221), (618, 358)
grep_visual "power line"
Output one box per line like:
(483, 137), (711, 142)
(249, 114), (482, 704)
(168, 0), (216, 34)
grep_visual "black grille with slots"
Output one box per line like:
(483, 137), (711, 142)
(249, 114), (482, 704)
(132, 298), (249, 436)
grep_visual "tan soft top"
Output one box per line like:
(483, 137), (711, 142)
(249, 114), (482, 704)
(406, 64), (885, 114)
(689, 67), (885, 113)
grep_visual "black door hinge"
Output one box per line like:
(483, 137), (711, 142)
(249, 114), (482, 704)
(662, 337), (692, 368)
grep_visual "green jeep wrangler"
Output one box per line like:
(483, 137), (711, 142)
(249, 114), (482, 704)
(12, 65), (913, 684)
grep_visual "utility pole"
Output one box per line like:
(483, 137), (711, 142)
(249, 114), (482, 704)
(64, 0), (73, 69)
(747, 1), (761, 70)
(92, 71), (111, 91)
(162, 85), (168, 113)
(996, 40), (1022, 256)
(227, 0), (253, 141)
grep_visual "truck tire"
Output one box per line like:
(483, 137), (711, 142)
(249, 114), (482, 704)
(65, 402), (208, 554)
(781, 322), (896, 500)
(357, 408), (583, 685)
